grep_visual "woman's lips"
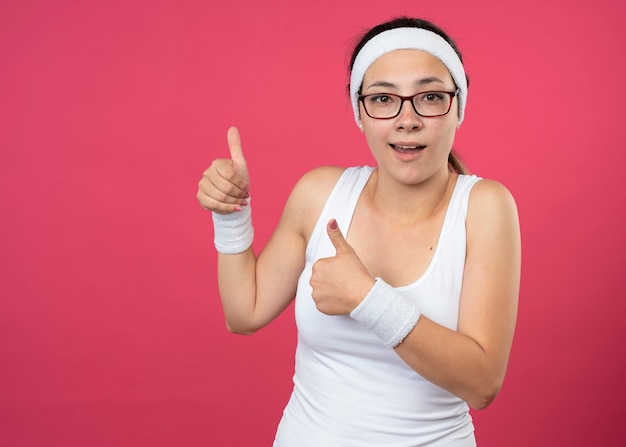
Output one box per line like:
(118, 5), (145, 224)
(390, 143), (426, 153)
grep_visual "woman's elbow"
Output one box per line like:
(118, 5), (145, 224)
(225, 319), (259, 336)
(467, 380), (503, 410)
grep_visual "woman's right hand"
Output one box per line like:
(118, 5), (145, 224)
(197, 126), (250, 214)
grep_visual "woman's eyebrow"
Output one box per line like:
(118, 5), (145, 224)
(364, 81), (397, 90)
(363, 76), (447, 91)
(416, 76), (446, 86)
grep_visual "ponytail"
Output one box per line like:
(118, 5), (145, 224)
(448, 149), (468, 175)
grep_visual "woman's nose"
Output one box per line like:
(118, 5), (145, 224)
(395, 99), (422, 130)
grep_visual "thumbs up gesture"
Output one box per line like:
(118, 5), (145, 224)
(197, 126), (250, 214)
(310, 219), (376, 315)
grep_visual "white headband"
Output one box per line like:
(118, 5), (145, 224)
(350, 27), (468, 126)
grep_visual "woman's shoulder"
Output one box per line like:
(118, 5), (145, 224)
(299, 165), (347, 184)
(291, 166), (347, 201)
(466, 177), (519, 233)
(283, 166), (350, 235)
(468, 177), (517, 208)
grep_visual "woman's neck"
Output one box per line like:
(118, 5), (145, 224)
(365, 167), (457, 226)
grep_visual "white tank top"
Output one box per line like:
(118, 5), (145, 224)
(274, 166), (481, 447)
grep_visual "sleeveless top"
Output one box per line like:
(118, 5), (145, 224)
(273, 166), (481, 447)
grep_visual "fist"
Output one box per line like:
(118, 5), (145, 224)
(197, 126), (250, 214)
(310, 219), (375, 315)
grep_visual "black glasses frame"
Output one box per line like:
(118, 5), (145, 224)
(358, 90), (459, 119)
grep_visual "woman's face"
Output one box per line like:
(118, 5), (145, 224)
(359, 49), (459, 185)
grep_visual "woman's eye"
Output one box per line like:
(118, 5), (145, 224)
(422, 92), (444, 102)
(371, 95), (392, 103)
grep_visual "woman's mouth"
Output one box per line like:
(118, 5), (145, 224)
(390, 144), (426, 153)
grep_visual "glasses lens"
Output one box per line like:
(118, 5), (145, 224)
(413, 92), (452, 117)
(362, 94), (401, 119)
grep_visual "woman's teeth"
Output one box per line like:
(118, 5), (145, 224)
(391, 144), (424, 151)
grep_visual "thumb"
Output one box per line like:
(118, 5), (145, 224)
(227, 126), (247, 167)
(327, 219), (350, 254)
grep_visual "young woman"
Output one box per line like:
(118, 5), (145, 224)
(197, 17), (521, 447)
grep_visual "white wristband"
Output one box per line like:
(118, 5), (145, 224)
(350, 277), (421, 348)
(211, 200), (253, 254)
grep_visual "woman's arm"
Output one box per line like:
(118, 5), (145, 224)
(197, 129), (343, 334)
(217, 167), (344, 334)
(215, 213), (305, 335)
(393, 180), (521, 408)
(312, 179), (520, 409)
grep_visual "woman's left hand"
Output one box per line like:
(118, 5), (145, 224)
(309, 219), (376, 315)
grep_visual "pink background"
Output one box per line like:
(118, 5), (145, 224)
(1, 0), (625, 445)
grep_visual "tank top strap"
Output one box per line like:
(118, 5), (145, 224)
(449, 174), (481, 222)
(305, 166), (374, 261)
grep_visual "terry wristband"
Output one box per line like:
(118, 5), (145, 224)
(211, 200), (254, 254)
(350, 277), (421, 348)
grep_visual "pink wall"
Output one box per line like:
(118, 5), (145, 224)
(1, 0), (624, 445)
